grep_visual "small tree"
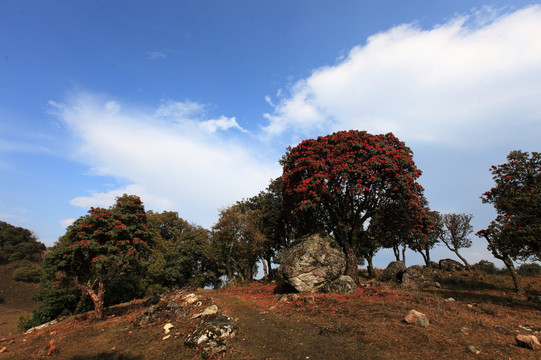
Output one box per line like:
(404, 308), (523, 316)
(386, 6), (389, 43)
(478, 150), (541, 292)
(440, 213), (473, 270)
(211, 202), (267, 282)
(45, 195), (154, 319)
(408, 210), (442, 267)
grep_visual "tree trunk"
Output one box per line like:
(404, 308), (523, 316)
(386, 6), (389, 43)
(401, 245), (406, 265)
(266, 255), (272, 274)
(392, 246), (400, 261)
(260, 256), (268, 279)
(454, 249), (472, 271)
(366, 254), (375, 279)
(344, 244), (359, 285)
(500, 255), (524, 294)
(419, 251), (429, 267)
(74, 278), (106, 320)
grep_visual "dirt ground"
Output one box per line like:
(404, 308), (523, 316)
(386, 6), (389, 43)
(0, 268), (539, 359)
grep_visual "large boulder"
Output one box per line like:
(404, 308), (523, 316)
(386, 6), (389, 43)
(279, 234), (346, 293)
(401, 265), (425, 288)
(439, 259), (465, 272)
(378, 261), (406, 282)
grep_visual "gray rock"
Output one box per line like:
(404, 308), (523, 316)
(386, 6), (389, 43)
(439, 259), (465, 271)
(319, 275), (357, 294)
(378, 261), (406, 282)
(279, 234), (346, 293)
(185, 315), (236, 359)
(401, 266), (425, 287)
(143, 295), (162, 307)
(134, 307), (158, 327)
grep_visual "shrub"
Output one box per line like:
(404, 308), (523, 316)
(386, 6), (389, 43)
(13, 261), (43, 282)
(16, 315), (32, 332)
(518, 263), (541, 276)
(472, 260), (501, 274)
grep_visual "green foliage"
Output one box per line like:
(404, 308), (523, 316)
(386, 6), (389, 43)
(13, 260), (43, 282)
(480, 150), (541, 261)
(518, 263), (541, 276)
(28, 284), (87, 328)
(281, 130), (426, 279)
(43, 194), (154, 319)
(17, 315), (32, 332)
(211, 202), (266, 282)
(472, 260), (502, 274)
(0, 221), (46, 263)
(144, 211), (217, 293)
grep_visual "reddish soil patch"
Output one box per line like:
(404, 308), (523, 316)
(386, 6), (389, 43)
(0, 270), (539, 359)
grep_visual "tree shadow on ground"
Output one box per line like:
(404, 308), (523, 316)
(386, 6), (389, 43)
(71, 352), (143, 360)
(430, 288), (541, 312)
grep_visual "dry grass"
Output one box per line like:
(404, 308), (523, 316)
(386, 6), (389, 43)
(0, 267), (540, 359)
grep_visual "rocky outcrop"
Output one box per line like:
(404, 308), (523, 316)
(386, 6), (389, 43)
(279, 234), (347, 293)
(439, 259), (465, 271)
(319, 275), (357, 294)
(185, 314), (236, 359)
(378, 261), (406, 282)
(401, 265), (425, 288)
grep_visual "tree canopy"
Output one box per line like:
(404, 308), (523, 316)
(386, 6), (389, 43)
(0, 221), (45, 262)
(480, 150), (541, 261)
(45, 194), (154, 319)
(478, 150), (541, 292)
(281, 130), (427, 282)
(145, 210), (217, 292)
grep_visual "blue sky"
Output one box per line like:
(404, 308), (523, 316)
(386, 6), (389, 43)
(1, 1), (540, 268)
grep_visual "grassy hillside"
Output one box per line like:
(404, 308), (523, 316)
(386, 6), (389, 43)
(0, 262), (41, 338)
(0, 269), (539, 359)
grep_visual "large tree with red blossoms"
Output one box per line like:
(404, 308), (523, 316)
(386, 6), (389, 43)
(477, 150), (541, 293)
(44, 194), (154, 319)
(281, 130), (427, 282)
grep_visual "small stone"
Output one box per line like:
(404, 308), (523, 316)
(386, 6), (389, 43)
(467, 345), (480, 354)
(445, 297), (455, 302)
(192, 304), (219, 319)
(404, 310), (429, 328)
(0, 347), (6, 354)
(433, 282), (441, 288)
(467, 304), (473, 308)
(460, 327), (471, 334)
(183, 293), (199, 305)
(515, 334), (541, 350)
(164, 323), (174, 334)
(162, 335), (171, 340)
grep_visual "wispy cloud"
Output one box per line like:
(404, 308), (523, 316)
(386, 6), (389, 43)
(50, 95), (280, 228)
(263, 6), (541, 149)
(147, 50), (166, 60)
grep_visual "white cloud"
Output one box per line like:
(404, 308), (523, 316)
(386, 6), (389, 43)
(263, 6), (541, 149)
(148, 51), (166, 60)
(59, 218), (76, 229)
(52, 95), (281, 228)
(199, 116), (247, 133)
